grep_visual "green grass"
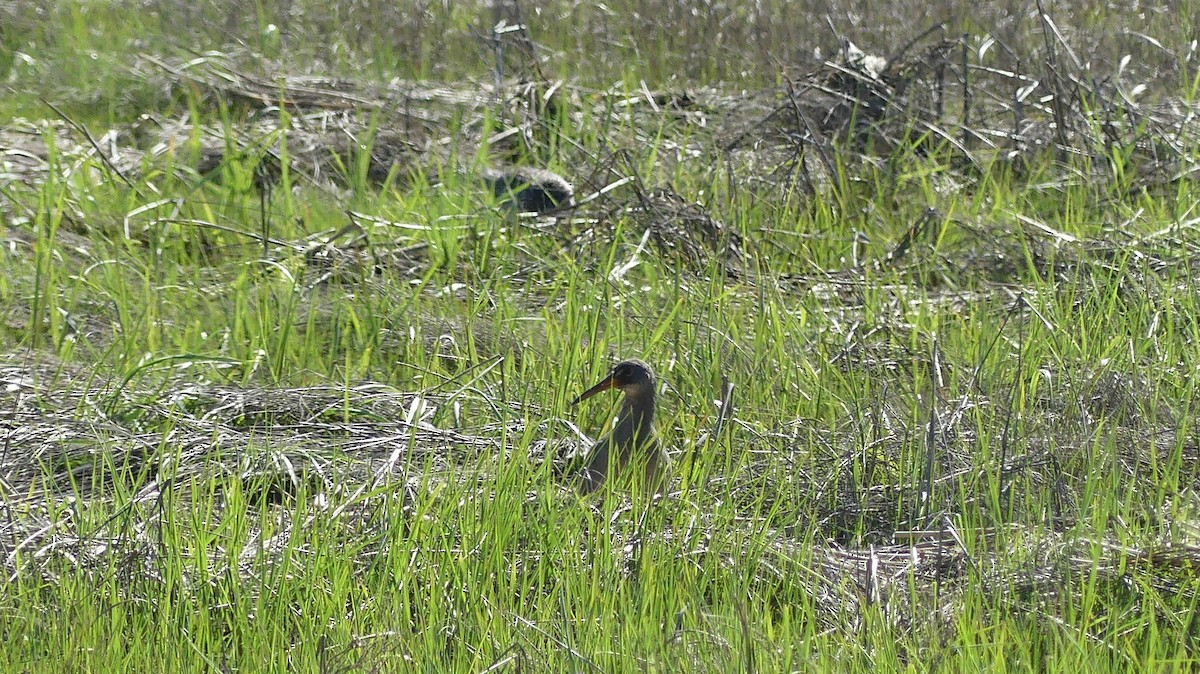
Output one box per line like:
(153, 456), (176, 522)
(3, 1), (1200, 672)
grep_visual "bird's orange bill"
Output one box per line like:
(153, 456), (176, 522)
(572, 373), (617, 405)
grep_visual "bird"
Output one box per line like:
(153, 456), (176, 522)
(571, 359), (670, 498)
(482, 166), (575, 214)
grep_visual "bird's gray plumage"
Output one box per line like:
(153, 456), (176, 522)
(482, 166), (574, 214)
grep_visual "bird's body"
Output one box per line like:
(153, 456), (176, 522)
(482, 166), (574, 214)
(572, 359), (670, 498)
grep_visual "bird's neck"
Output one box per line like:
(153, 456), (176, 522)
(617, 391), (655, 440)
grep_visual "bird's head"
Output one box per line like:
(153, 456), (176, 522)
(572, 359), (657, 405)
